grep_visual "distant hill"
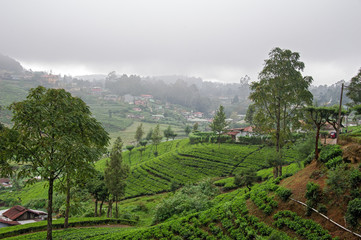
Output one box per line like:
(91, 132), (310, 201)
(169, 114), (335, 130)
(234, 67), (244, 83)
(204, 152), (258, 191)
(0, 53), (23, 73)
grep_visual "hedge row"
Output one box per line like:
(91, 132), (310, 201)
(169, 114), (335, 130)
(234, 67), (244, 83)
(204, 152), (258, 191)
(0, 217), (137, 239)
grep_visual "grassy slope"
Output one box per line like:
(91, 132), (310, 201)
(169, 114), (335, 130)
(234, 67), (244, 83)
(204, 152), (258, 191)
(0, 140), (298, 205)
(108, 121), (185, 147)
(4, 166), (342, 240)
(0, 79), (33, 125)
(115, 141), (298, 198)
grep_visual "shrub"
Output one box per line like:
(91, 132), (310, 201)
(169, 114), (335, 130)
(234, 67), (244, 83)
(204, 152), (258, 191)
(133, 202), (149, 213)
(170, 180), (182, 192)
(351, 189), (361, 199)
(319, 145), (342, 163)
(305, 182), (322, 208)
(346, 198), (361, 227)
(318, 204), (327, 215)
(152, 180), (218, 224)
(326, 164), (351, 197)
(276, 187), (292, 202)
(294, 134), (315, 161)
(350, 169), (361, 188)
(304, 151), (315, 166)
(234, 168), (257, 190)
(223, 182), (237, 191)
(325, 156), (343, 169)
(238, 136), (266, 145)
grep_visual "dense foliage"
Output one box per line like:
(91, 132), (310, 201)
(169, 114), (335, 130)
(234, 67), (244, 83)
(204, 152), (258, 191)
(152, 180), (218, 224)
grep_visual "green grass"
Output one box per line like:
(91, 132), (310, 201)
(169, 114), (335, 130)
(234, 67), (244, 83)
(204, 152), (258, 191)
(1, 140), (299, 205)
(114, 192), (171, 227)
(4, 161), (338, 240)
(0, 217), (136, 239)
(6, 178), (334, 240)
(108, 121), (186, 147)
(0, 181), (48, 206)
(121, 143), (298, 198)
(3, 227), (134, 240)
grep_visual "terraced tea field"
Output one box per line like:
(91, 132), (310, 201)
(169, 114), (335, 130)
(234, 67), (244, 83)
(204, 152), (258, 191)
(122, 141), (298, 198)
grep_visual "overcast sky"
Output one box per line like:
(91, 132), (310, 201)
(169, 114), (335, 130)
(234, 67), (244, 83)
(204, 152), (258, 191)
(0, 0), (360, 85)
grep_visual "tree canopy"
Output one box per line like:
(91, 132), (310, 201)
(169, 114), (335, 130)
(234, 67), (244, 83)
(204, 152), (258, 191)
(346, 68), (361, 105)
(210, 105), (228, 147)
(151, 124), (163, 152)
(104, 137), (129, 218)
(135, 123), (144, 144)
(304, 106), (333, 161)
(2, 86), (109, 240)
(249, 47), (313, 177)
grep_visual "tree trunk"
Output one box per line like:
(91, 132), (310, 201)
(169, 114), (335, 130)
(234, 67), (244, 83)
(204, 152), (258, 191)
(107, 199), (113, 218)
(278, 164), (282, 177)
(115, 196), (118, 218)
(64, 176), (70, 229)
(273, 166), (279, 178)
(47, 177), (54, 240)
(276, 98), (282, 177)
(94, 200), (98, 217)
(99, 201), (103, 216)
(315, 126), (321, 161)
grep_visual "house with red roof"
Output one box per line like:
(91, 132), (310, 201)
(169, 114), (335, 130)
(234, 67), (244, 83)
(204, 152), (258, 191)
(0, 178), (12, 188)
(2, 205), (47, 221)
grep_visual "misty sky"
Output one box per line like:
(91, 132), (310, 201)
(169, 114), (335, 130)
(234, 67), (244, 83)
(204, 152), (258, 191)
(0, 0), (360, 85)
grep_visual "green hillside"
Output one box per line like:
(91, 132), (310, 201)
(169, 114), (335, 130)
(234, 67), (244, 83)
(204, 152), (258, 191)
(3, 177), (337, 240)
(0, 139), (298, 206)
(98, 140), (298, 198)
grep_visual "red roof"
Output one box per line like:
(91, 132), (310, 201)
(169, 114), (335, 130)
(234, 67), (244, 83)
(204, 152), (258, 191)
(243, 126), (253, 132)
(0, 178), (10, 184)
(0, 219), (19, 226)
(3, 205), (46, 221)
(226, 131), (240, 136)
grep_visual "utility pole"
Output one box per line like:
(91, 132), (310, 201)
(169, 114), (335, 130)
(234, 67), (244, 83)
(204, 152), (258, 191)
(336, 83), (344, 144)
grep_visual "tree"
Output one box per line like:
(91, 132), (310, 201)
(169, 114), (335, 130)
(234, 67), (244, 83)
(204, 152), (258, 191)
(163, 125), (174, 141)
(193, 122), (199, 132)
(138, 140), (148, 162)
(346, 68), (361, 105)
(61, 163), (96, 228)
(326, 106), (347, 133)
(209, 105), (228, 148)
(85, 171), (109, 217)
(249, 47), (313, 177)
(320, 131), (329, 144)
(234, 168), (257, 191)
(3, 86), (109, 240)
(0, 105), (3, 131)
(104, 137), (129, 218)
(126, 145), (135, 164)
(134, 123), (144, 145)
(304, 106), (333, 161)
(146, 128), (153, 142)
(184, 125), (191, 136)
(170, 132), (177, 140)
(232, 95), (239, 104)
(245, 104), (256, 125)
(152, 124), (163, 154)
(354, 104), (361, 115)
